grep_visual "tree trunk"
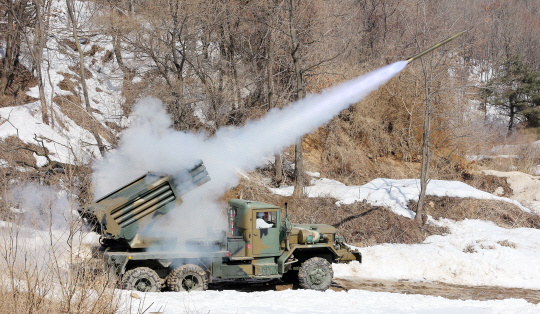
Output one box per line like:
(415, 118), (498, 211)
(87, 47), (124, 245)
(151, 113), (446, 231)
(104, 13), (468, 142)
(34, 0), (49, 124)
(275, 153), (283, 185)
(416, 77), (432, 225)
(66, 0), (106, 156)
(508, 103), (514, 131)
(266, 20), (283, 185)
(0, 1), (15, 95)
(113, 35), (131, 79)
(289, 0), (305, 197)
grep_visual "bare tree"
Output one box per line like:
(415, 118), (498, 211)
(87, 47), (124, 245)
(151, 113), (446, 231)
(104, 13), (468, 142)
(0, 0), (27, 95)
(25, 0), (52, 124)
(65, 0), (106, 156)
(280, 0), (352, 197)
(406, 1), (467, 225)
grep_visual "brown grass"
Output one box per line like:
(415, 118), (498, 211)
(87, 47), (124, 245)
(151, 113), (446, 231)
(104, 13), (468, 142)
(463, 173), (513, 197)
(497, 240), (517, 248)
(226, 176), (447, 246)
(0, 194), (121, 314)
(0, 62), (38, 108)
(409, 196), (540, 229)
(286, 198), (448, 247)
(53, 94), (116, 144)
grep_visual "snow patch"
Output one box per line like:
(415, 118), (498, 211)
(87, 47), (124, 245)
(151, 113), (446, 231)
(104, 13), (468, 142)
(482, 170), (540, 214)
(270, 178), (530, 218)
(334, 218), (540, 289)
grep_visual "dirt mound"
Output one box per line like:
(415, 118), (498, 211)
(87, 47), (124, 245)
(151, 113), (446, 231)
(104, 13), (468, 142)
(482, 170), (540, 214)
(464, 173), (513, 197)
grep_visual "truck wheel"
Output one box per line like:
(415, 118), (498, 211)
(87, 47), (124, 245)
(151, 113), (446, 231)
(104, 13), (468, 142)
(298, 257), (333, 291)
(167, 264), (208, 292)
(121, 267), (161, 292)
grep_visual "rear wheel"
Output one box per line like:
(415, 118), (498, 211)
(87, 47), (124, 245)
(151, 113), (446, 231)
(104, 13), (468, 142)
(298, 257), (333, 291)
(167, 264), (208, 292)
(121, 267), (161, 292)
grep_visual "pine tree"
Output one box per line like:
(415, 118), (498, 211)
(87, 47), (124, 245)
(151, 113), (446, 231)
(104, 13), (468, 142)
(480, 57), (540, 131)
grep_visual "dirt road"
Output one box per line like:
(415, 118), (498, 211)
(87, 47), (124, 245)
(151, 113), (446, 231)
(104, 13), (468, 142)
(334, 277), (540, 304)
(210, 277), (540, 304)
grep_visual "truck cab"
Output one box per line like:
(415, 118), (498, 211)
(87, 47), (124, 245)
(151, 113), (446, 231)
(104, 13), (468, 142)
(218, 199), (361, 289)
(227, 199), (282, 258)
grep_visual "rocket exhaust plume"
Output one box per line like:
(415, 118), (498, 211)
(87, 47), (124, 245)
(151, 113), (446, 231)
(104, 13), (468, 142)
(92, 32), (463, 236)
(93, 61), (407, 197)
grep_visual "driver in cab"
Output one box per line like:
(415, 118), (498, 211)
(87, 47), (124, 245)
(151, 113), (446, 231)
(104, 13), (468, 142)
(256, 212), (274, 229)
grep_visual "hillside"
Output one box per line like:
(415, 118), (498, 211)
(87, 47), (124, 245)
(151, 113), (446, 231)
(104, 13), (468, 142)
(1, 1), (540, 313)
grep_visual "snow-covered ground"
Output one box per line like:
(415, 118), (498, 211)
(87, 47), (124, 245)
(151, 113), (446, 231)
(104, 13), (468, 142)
(0, 102), (101, 164)
(335, 219), (540, 289)
(270, 176), (531, 217)
(0, 0), (125, 164)
(121, 288), (540, 314)
(272, 176), (540, 289)
(121, 176), (540, 314)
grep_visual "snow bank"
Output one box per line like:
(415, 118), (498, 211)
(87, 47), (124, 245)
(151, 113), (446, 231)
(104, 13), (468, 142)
(0, 102), (101, 164)
(270, 178), (530, 218)
(334, 219), (540, 289)
(121, 288), (540, 314)
(272, 177), (540, 289)
(482, 170), (540, 214)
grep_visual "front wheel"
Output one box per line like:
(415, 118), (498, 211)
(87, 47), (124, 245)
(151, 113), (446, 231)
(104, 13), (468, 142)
(167, 264), (208, 292)
(298, 257), (333, 291)
(121, 267), (161, 292)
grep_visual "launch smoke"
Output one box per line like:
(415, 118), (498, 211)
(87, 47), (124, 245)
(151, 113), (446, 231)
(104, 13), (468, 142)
(92, 61), (407, 235)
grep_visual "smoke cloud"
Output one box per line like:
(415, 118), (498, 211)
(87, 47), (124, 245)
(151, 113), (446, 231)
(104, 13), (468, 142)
(92, 61), (407, 237)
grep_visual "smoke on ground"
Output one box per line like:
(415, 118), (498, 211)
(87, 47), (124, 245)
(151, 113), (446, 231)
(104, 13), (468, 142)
(92, 61), (407, 238)
(0, 184), (98, 298)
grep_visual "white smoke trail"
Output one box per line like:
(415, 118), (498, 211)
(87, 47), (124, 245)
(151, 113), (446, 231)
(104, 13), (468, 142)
(92, 61), (407, 236)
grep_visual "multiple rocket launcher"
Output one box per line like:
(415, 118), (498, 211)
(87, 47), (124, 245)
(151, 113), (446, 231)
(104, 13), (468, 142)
(79, 32), (465, 249)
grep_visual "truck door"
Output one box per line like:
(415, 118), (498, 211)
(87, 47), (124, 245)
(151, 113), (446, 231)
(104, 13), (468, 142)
(252, 210), (280, 256)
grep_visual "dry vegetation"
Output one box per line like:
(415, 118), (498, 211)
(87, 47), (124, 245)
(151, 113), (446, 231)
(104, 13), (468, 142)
(226, 173), (540, 248)
(1, 0), (540, 306)
(409, 196), (540, 229)
(0, 191), (121, 314)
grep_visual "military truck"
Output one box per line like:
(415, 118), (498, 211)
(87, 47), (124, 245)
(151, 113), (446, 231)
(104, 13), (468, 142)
(79, 161), (361, 292)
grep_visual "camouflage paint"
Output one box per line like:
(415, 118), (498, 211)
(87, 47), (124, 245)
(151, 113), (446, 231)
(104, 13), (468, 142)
(251, 209), (281, 256)
(79, 161), (210, 249)
(87, 188), (361, 283)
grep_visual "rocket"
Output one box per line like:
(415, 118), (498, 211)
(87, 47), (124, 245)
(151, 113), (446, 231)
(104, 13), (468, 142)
(406, 31), (466, 64)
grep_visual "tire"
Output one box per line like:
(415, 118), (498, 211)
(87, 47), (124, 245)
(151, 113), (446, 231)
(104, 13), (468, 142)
(281, 270), (299, 283)
(298, 257), (333, 291)
(167, 264), (208, 292)
(121, 267), (161, 292)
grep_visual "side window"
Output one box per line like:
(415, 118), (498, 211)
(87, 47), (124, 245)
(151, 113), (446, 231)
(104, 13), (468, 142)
(228, 207), (239, 235)
(266, 211), (277, 227)
(255, 211), (277, 229)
